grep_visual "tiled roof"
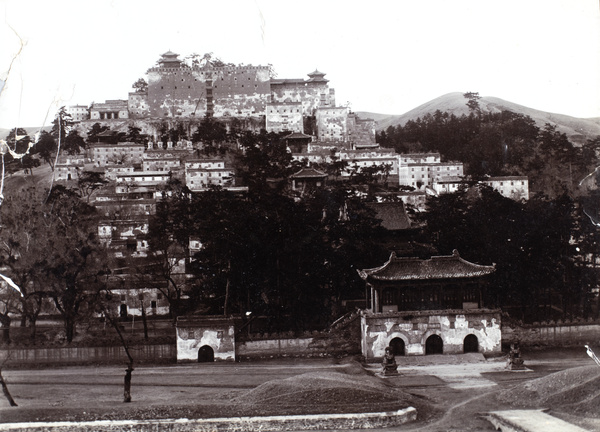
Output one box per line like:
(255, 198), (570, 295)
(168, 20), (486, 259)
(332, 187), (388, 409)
(291, 168), (327, 179)
(367, 202), (411, 231)
(358, 250), (495, 281)
(284, 132), (312, 140)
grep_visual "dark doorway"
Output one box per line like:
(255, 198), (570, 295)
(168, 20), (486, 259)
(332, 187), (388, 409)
(390, 337), (405, 356)
(198, 345), (215, 362)
(464, 334), (479, 353)
(119, 304), (127, 319)
(425, 334), (443, 355)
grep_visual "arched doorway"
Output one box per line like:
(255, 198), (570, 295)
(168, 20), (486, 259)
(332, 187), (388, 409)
(390, 337), (405, 356)
(425, 334), (443, 355)
(198, 345), (214, 362)
(464, 334), (479, 353)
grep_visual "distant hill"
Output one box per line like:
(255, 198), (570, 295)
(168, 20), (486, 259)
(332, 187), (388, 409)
(0, 126), (52, 140)
(357, 92), (600, 145)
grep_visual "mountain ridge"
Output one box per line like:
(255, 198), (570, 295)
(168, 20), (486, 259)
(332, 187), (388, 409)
(357, 92), (600, 145)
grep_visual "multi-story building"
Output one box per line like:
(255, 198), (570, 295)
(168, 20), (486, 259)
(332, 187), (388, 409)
(483, 176), (529, 200)
(55, 155), (86, 182)
(185, 159), (234, 191)
(105, 165), (136, 180)
(66, 105), (89, 122)
(129, 53), (350, 137)
(115, 171), (172, 192)
(90, 100), (129, 120)
(133, 51), (272, 119)
(142, 150), (186, 172)
(265, 102), (304, 134)
(90, 142), (145, 167)
(270, 70), (335, 116)
(316, 107), (351, 142)
(432, 176), (529, 200)
(398, 153), (464, 189)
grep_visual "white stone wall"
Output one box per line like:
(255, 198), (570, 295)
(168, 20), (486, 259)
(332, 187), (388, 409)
(176, 324), (235, 362)
(361, 310), (502, 360)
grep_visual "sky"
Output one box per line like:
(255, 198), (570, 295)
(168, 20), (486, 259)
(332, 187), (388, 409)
(0, 0), (599, 129)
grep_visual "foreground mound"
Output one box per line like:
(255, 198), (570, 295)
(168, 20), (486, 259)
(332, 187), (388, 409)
(497, 365), (600, 417)
(233, 362), (428, 416)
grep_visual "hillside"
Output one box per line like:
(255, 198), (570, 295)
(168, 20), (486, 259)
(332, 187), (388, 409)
(357, 92), (600, 145)
(0, 126), (52, 140)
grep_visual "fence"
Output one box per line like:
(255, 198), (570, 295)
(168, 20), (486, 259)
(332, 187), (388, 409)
(1, 344), (175, 367)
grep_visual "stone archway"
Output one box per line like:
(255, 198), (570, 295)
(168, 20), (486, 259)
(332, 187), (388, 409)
(390, 337), (405, 356)
(198, 345), (215, 362)
(464, 334), (479, 353)
(425, 334), (443, 355)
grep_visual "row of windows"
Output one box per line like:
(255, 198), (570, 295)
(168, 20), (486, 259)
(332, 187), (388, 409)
(120, 177), (168, 182)
(189, 180), (226, 185)
(411, 166), (461, 171)
(499, 181), (526, 186)
(268, 109), (301, 113)
(189, 172), (228, 177)
(120, 292), (163, 301)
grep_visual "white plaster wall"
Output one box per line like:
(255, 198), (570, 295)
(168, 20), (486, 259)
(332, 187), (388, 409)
(363, 311), (502, 359)
(176, 326), (235, 362)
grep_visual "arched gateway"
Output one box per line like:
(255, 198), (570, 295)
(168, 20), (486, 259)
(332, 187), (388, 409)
(198, 345), (215, 362)
(425, 335), (443, 355)
(390, 337), (406, 356)
(358, 249), (501, 359)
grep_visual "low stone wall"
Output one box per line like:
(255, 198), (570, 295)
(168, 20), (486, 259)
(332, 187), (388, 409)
(502, 319), (600, 347)
(237, 337), (316, 359)
(0, 408), (417, 431)
(0, 344), (175, 367)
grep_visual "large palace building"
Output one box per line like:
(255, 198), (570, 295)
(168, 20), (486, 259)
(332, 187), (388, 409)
(127, 51), (336, 126)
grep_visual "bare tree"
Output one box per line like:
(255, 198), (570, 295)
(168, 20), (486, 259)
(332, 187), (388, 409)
(0, 352), (17, 406)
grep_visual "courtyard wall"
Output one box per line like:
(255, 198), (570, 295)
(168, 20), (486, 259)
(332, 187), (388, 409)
(502, 317), (600, 348)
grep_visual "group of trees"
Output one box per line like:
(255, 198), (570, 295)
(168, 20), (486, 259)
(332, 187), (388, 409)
(2, 95), (599, 343)
(147, 181), (388, 331)
(0, 186), (109, 343)
(377, 93), (599, 197)
(138, 132), (393, 329)
(420, 185), (600, 322)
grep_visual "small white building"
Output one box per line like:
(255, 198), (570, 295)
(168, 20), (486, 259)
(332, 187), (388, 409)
(176, 316), (236, 362)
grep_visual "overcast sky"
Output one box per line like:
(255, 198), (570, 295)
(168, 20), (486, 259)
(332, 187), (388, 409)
(0, 0), (598, 129)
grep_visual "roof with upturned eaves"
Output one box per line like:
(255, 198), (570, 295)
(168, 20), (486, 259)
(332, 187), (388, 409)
(284, 132), (313, 140)
(307, 69), (326, 77)
(291, 168), (327, 179)
(161, 50), (179, 58)
(307, 69), (328, 83)
(358, 250), (495, 282)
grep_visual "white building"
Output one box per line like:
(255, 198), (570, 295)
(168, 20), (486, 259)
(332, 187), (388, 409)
(185, 159), (234, 191)
(398, 153), (463, 189)
(432, 176), (529, 200)
(66, 105), (89, 122)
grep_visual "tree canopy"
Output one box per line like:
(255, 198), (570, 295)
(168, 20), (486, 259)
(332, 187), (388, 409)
(419, 185), (599, 322)
(377, 102), (594, 197)
(0, 186), (108, 342)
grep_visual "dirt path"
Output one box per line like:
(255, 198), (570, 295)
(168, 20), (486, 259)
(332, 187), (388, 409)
(1, 351), (598, 431)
